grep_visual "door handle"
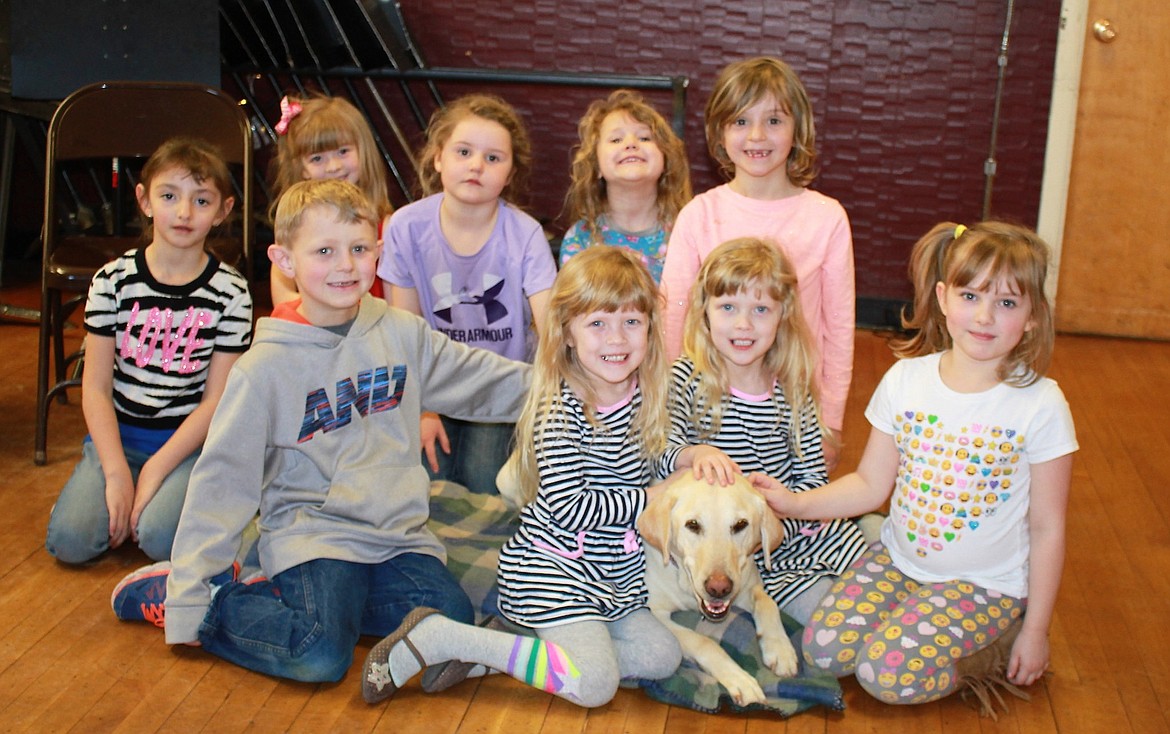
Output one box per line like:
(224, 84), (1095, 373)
(1093, 19), (1118, 43)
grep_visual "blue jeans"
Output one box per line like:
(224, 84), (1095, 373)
(427, 416), (514, 494)
(198, 553), (474, 682)
(45, 437), (196, 564)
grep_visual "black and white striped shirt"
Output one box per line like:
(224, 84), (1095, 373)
(497, 382), (651, 627)
(84, 249), (252, 429)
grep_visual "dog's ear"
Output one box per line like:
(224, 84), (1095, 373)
(751, 491), (786, 571)
(637, 485), (676, 563)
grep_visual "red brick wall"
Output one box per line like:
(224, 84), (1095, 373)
(394, 0), (1060, 303)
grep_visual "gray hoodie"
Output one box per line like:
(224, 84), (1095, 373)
(165, 296), (530, 644)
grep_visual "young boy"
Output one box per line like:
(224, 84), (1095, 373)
(111, 179), (531, 683)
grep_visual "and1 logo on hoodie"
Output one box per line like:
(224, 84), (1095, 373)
(299, 364), (407, 443)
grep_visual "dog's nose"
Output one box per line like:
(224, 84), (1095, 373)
(704, 572), (733, 599)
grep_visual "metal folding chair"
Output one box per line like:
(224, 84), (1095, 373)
(35, 81), (253, 464)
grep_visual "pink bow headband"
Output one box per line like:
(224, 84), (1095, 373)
(274, 96), (303, 135)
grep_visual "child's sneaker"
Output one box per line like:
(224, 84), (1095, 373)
(111, 561), (172, 627)
(111, 561), (239, 628)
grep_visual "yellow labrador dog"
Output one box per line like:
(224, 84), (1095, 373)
(638, 473), (798, 705)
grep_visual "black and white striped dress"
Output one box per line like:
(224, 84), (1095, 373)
(497, 382), (651, 628)
(659, 359), (867, 608)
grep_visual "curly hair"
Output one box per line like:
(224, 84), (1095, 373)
(564, 89), (691, 241)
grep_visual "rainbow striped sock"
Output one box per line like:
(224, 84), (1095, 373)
(507, 636), (582, 699)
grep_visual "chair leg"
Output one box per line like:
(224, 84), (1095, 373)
(37, 289), (89, 464)
(35, 287), (54, 465)
(53, 299), (69, 404)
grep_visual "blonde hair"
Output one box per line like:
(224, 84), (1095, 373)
(138, 136), (234, 244)
(273, 179), (379, 247)
(564, 89), (692, 240)
(894, 221), (1055, 386)
(270, 94), (391, 221)
(513, 246), (669, 505)
(415, 94), (532, 204)
(683, 238), (822, 453)
(704, 57), (818, 187)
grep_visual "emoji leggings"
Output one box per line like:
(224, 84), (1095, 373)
(801, 542), (1024, 704)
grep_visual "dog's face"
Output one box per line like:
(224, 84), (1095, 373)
(639, 474), (785, 621)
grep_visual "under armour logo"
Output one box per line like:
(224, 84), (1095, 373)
(431, 272), (508, 324)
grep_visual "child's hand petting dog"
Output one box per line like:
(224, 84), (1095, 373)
(747, 472), (795, 515)
(686, 444), (741, 486)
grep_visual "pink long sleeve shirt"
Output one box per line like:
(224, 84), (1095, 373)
(660, 184), (855, 431)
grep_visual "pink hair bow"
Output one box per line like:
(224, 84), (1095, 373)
(274, 96), (303, 135)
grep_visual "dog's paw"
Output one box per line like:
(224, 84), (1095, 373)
(720, 667), (768, 707)
(760, 632), (799, 678)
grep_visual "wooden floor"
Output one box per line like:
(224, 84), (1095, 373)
(1, 275), (1168, 733)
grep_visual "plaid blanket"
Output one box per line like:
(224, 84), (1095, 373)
(426, 480), (844, 717)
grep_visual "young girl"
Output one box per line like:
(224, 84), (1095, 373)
(379, 94), (557, 493)
(754, 222), (1077, 705)
(660, 57), (855, 469)
(45, 137), (253, 564)
(269, 93), (393, 304)
(658, 238), (867, 625)
(559, 89), (691, 283)
(362, 246), (681, 708)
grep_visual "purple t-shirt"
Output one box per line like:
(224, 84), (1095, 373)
(379, 193), (557, 361)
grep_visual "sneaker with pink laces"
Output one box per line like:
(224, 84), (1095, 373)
(111, 560), (238, 628)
